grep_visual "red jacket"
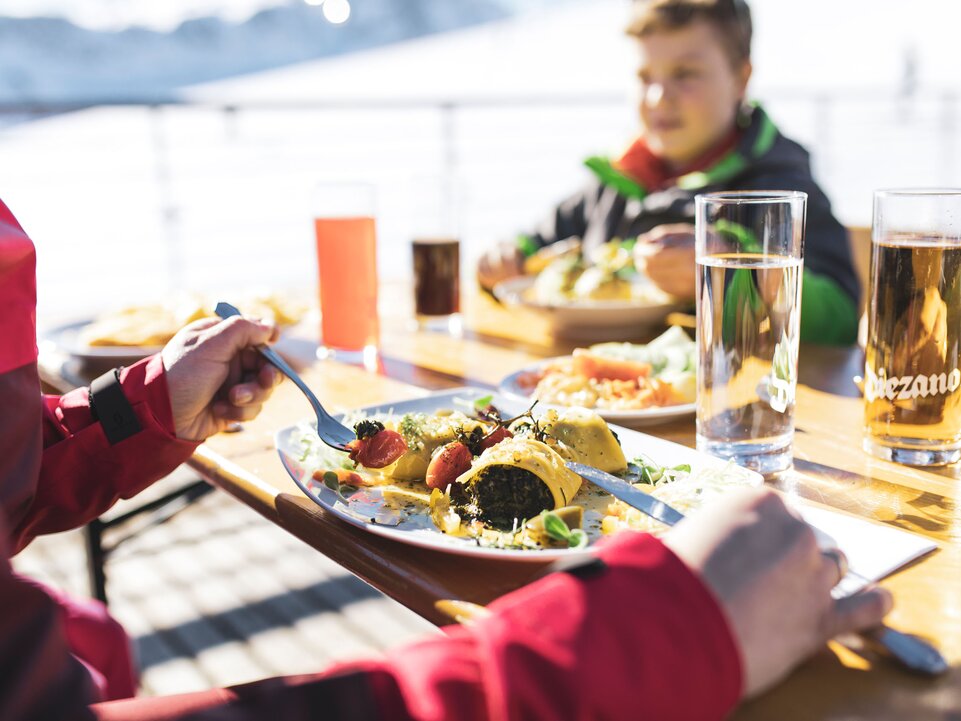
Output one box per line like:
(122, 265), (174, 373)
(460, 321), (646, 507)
(0, 199), (743, 720)
(6, 526), (743, 721)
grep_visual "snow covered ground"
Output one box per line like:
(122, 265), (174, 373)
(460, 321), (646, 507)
(1, 0), (960, 322)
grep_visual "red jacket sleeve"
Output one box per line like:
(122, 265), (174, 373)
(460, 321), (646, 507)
(10, 354), (199, 553)
(93, 532), (742, 721)
(0, 519), (97, 721)
(375, 531), (742, 721)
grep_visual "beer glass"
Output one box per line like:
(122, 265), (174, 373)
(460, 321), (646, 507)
(695, 191), (806, 476)
(864, 189), (961, 466)
(313, 182), (379, 363)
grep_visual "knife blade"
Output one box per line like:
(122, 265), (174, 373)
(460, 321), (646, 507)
(565, 460), (949, 677)
(566, 461), (685, 527)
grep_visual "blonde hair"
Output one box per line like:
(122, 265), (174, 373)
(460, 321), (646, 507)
(626, 0), (752, 67)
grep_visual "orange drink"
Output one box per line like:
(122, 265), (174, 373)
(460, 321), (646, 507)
(314, 183), (379, 360)
(314, 215), (379, 353)
(312, 182), (379, 360)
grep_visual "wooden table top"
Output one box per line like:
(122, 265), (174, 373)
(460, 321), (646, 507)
(40, 287), (961, 719)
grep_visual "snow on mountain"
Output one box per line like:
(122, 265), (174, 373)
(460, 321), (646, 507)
(185, 2), (635, 104)
(0, 1), (284, 31)
(0, 0), (511, 102)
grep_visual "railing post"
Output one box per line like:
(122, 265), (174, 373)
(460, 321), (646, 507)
(223, 104), (238, 143)
(440, 102), (458, 227)
(149, 104), (184, 292)
(84, 519), (108, 604)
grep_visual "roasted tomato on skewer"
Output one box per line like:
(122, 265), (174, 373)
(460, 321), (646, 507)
(478, 425), (513, 451)
(346, 420), (408, 469)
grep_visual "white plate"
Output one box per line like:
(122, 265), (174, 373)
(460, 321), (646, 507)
(492, 276), (685, 341)
(274, 387), (758, 561)
(498, 360), (696, 428)
(40, 320), (162, 364)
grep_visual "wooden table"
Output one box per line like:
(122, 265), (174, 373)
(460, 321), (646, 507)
(41, 287), (961, 719)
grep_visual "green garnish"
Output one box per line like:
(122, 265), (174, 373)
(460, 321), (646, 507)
(473, 394), (493, 411)
(397, 413), (427, 451)
(322, 471), (355, 503)
(540, 511), (589, 549)
(354, 419), (385, 440)
(632, 456), (691, 486)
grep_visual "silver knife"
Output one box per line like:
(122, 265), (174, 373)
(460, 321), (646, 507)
(566, 461), (685, 526)
(566, 461), (949, 677)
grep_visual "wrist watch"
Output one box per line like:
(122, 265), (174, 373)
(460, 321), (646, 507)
(89, 368), (142, 444)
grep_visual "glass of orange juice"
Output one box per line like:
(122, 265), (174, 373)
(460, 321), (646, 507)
(313, 182), (379, 363)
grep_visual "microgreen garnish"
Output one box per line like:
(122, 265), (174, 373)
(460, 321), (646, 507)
(473, 394), (493, 411)
(322, 471), (356, 503)
(540, 510), (588, 549)
(631, 455), (691, 485)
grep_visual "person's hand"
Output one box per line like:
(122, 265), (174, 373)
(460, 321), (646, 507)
(664, 488), (893, 699)
(160, 316), (282, 441)
(633, 223), (696, 300)
(477, 241), (525, 291)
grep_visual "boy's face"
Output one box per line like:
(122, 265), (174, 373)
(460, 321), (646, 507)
(636, 20), (751, 168)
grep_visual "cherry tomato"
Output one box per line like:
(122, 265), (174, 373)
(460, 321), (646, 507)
(346, 429), (408, 468)
(425, 441), (473, 490)
(478, 425), (513, 451)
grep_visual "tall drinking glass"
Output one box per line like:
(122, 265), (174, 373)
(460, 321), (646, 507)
(695, 191), (807, 476)
(409, 175), (462, 334)
(313, 182), (379, 363)
(864, 189), (961, 466)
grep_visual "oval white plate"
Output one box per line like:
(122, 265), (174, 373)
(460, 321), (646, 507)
(275, 388), (753, 561)
(498, 361), (696, 428)
(492, 276), (685, 341)
(41, 320), (162, 364)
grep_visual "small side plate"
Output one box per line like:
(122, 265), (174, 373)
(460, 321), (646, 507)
(498, 361), (696, 428)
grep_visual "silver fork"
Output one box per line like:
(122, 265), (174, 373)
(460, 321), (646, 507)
(214, 301), (355, 452)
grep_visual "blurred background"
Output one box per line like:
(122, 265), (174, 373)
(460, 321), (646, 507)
(0, 0), (955, 321)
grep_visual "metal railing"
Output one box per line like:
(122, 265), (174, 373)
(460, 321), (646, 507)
(1, 91), (958, 318)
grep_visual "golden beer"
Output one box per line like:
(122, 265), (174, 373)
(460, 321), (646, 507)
(864, 229), (961, 465)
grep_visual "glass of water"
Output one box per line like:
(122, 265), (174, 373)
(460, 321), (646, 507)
(695, 191), (807, 476)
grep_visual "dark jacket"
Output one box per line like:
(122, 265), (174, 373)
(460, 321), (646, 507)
(521, 106), (858, 344)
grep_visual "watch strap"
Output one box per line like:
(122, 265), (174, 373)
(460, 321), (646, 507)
(89, 368), (142, 444)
